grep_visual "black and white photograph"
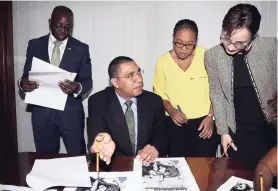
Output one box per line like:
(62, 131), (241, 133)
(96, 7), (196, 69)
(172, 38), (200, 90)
(134, 158), (200, 191)
(75, 176), (126, 191)
(229, 182), (253, 191)
(217, 176), (277, 191)
(63, 172), (141, 191)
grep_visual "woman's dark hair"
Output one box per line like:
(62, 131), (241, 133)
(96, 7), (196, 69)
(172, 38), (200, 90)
(173, 19), (198, 39)
(222, 3), (261, 37)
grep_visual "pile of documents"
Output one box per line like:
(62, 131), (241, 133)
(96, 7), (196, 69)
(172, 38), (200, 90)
(25, 57), (76, 111)
(1, 156), (277, 191)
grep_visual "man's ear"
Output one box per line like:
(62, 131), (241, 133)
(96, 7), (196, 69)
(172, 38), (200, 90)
(111, 78), (119, 89)
(48, 19), (52, 28)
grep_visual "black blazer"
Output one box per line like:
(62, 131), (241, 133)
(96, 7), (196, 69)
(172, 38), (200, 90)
(87, 86), (167, 156)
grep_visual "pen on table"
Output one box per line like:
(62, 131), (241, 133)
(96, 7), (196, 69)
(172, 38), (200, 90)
(177, 105), (187, 124)
(96, 141), (100, 180)
(221, 141), (233, 157)
(259, 172), (264, 191)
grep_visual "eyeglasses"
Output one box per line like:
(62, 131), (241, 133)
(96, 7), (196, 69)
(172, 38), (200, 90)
(220, 35), (249, 50)
(114, 68), (144, 80)
(173, 42), (196, 50)
(52, 23), (73, 32)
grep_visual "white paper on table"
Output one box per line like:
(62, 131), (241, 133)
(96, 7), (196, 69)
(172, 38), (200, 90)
(217, 176), (277, 191)
(63, 171), (142, 191)
(0, 185), (33, 191)
(26, 156), (91, 191)
(24, 57), (76, 111)
(133, 157), (200, 191)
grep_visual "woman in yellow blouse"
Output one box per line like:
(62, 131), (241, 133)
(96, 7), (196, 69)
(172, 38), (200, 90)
(153, 19), (219, 157)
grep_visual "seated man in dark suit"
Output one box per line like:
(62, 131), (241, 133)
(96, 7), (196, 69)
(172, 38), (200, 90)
(87, 56), (167, 164)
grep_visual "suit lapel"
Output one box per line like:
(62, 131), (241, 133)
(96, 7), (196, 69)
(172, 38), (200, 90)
(246, 42), (266, 91)
(106, 88), (134, 156)
(217, 48), (233, 102)
(40, 34), (50, 63)
(59, 36), (75, 70)
(136, 92), (149, 153)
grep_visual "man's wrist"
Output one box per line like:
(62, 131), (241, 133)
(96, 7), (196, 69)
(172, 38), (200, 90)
(74, 83), (81, 94)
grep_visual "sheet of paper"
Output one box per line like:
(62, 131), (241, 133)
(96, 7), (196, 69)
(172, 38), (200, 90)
(133, 157), (200, 191)
(24, 57), (76, 111)
(0, 185), (33, 191)
(217, 176), (277, 191)
(63, 171), (142, 191)
(0, 184), (57, 191)
(26, 156), (91, 191)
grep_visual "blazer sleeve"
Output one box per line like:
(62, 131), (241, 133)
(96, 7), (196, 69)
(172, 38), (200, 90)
(205, 50), (229, 135)
(76, 44), (92, 97)
(86, 96), (107, 152)
(149, 97), (167, 156)
(22, 40), (35, 78)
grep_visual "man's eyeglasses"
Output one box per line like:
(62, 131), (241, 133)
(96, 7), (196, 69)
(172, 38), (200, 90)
(220, 36), (249, 50)
(114, 68), (144, 80)
(52, 23), (73, 32)
(173, 42), (196, 50)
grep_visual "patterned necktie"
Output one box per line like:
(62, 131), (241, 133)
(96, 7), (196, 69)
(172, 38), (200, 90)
(124, 100), (135, 155)
(51, 40), (62, 67)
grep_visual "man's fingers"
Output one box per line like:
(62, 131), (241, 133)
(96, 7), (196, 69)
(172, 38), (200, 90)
(142, 154), (153, 163)
(96, 134), (105, 142)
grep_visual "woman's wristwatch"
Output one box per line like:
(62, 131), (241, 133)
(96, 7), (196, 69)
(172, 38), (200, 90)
(207, 114), (215, 120)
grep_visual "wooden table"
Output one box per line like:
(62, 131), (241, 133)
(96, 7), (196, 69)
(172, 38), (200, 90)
(3, 152), (254, 191)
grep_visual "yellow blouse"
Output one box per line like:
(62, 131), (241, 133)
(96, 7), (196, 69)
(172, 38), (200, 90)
(153, 46), (211, 119)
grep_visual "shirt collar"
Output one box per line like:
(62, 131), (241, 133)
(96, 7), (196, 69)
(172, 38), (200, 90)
(49, 33), (68, 46)
(115, 91), (137, 107)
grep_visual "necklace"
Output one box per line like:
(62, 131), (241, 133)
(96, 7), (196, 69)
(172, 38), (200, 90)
(175, 52), (194, 72)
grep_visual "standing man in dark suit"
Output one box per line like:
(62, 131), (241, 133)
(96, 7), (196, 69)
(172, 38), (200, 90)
(19, 5), (92, 154)
(87, 56), (167, 163)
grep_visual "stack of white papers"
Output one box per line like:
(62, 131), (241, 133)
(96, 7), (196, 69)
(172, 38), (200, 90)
(26, 156), (91, 191)
(217, 176), (277, 191)
(0, 185), (57, 191)
(25, 57), (76, 111)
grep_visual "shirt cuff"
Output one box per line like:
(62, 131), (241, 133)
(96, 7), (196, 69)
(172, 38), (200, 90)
(18, 78), (25, 93)
(73, 83), (82, 98)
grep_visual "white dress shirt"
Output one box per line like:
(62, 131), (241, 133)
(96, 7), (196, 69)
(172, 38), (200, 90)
(48, 33), (81, 97)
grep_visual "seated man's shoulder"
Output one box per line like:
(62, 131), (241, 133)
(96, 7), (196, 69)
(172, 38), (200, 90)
(141, 90), (162, 102)
(88, 87), (112, 103)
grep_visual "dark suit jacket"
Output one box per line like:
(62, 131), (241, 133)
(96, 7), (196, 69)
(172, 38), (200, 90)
(87, 86), (167, 156)
(22, 34), (92, 129)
